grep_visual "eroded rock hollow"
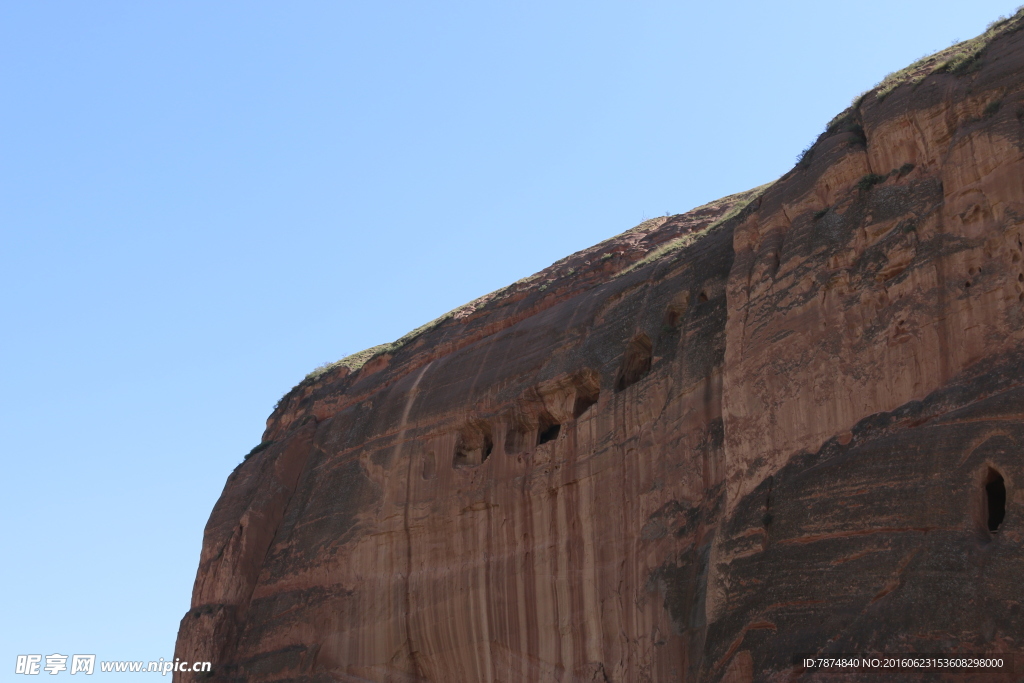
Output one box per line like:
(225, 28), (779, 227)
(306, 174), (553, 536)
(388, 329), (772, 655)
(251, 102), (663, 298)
(176, 14), (1024, 682)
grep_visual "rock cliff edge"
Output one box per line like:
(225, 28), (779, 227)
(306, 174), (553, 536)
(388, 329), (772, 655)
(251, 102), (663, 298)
(176, 13), (1024, 682)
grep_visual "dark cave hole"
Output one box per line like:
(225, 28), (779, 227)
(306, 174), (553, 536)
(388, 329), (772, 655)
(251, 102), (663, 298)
(538, 422), (561, 445)
(986, 468), (1006, 532)
(698, 290), (709, 302)
(614, 333), (653, 393)
(453, 431), (493, 468)
(573, 392), (599, 418)
(663, 292), (690, 329)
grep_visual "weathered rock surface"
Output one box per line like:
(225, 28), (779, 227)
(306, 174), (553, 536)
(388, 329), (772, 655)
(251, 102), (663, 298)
(177, 14), (1024, 682)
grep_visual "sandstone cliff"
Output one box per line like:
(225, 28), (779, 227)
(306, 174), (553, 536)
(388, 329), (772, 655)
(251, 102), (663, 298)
(176, 13), (1024, 682)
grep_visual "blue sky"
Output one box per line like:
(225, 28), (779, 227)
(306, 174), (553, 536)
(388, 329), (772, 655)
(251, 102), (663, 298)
(2, 1), (1019, 678)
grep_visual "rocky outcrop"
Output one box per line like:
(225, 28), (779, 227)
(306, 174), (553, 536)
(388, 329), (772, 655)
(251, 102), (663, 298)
(176, 13), (1024, 682)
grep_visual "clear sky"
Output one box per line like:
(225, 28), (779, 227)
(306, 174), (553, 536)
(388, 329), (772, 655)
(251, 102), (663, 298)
(2, 1), (1019, 678)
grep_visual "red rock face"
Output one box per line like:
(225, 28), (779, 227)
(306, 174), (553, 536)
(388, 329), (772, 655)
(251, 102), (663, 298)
(176, 16), (1024, 683)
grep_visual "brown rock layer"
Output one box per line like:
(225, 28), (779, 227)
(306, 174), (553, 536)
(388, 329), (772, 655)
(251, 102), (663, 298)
(177, 14), (1024, 682)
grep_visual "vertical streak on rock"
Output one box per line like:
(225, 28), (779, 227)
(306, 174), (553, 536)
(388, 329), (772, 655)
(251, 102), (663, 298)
(932, 199), (952, 387)
(617, 394), (636, 679)
(564, 418), (587, 673)
(398, 361), (433, 680)
(484, 502), (496, 683)
(547, 477), (563, 679)
(702, 375), (714, 494)
(520, 470), (539, 675)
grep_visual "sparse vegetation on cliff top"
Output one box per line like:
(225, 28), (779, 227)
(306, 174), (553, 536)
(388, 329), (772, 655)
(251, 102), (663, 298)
(795, 10), (1023, 180)
(615, 182), (774, 278)
(873, 8), (1024, 101)
(289, 8), (1024, 406)
(290, 184), (772, 396)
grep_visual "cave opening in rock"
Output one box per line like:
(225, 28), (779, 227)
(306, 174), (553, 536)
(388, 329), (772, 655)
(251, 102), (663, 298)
(504, 423), (529, 454)
(453, 427), (493, 468)
(614, 333), (653, 393)
(422, 451), (436, 480)
(452, 442), (472, 468)
(538, 422), (561, 445)
(663, 292), (690, 329)
(986, 468), (1006, 532)
(573, 391), (599, 418)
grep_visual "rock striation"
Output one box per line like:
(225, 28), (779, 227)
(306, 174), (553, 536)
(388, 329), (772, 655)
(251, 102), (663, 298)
(177, 13), (1024, 682)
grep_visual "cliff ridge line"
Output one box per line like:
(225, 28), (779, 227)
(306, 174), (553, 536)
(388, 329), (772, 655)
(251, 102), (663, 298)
(178, 9), (1024, 682)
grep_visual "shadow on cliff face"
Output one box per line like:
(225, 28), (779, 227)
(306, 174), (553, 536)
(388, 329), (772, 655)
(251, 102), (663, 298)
(640, 418), (727, 680)
(614, 333), (653, 392)
(646, 492), (724, 682)
(705, 350), (1024, 681)
(262, 451), (381, 577)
